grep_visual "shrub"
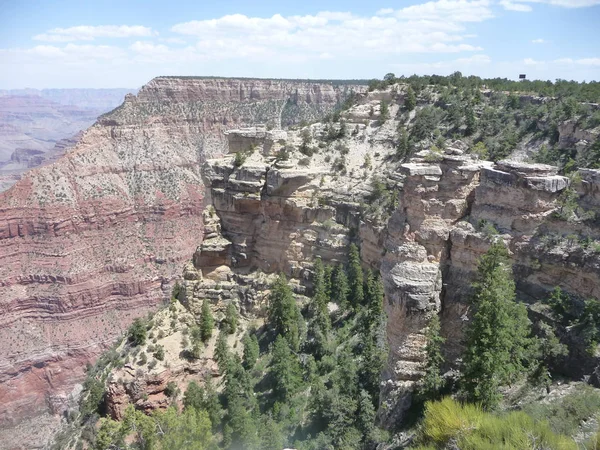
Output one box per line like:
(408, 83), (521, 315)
(165, 381), (178, 398)
(128, 318), (147, 347)
(416, 397), (577, 450)
(234, 152), (246, 167)
(138, 352), (147, 365)
(153, 345), (165, 361)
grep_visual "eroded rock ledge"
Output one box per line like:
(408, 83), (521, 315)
(183, 117), (600, 426)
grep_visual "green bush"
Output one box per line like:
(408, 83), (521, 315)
(415, 397), (577, 450)
(153, 345), (165, 361)
(128, 318), (147, 347)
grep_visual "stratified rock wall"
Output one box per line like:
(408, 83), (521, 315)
(190, 108), (600, 428)
(0, 77), (359, 448)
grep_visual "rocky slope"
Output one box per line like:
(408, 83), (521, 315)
(0, 77), (360, 448)
(94, 85), (600, 437)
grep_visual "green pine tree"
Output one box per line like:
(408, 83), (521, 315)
(271, 335), (303, 403)
(461, 241), (533, 410)
(242, 332), (259, 370)
(396, 126), (411, 161)
(465, 105), (477, 136)
(311, 258), (331, 332)
(214, 328), (230, 374)
(357, 389), (377, 446)
(348, 244), (364, 308)
(405, 86), (417, 111)
(365, 271), (384, 330)
(267, 274), (302, 351)
(224, 302), (238, 335)
(418, 314), (446, 401)
(259, 415), (285, 450)
(200, 299), (214, 342)
(331, 264), (350, 309)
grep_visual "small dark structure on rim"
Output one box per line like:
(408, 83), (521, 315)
(519, 74), (527, 80)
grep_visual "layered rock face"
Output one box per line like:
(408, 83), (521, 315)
(180, 92), (600, 428)
(0, 77), (358, 448)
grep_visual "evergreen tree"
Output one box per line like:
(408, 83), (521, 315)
(183, 381), (204, 411)
(223, 394), (259, 450)
(359, 333), (386, 403)
(224, 302), (238, 335)
(271, 335), (303, 403)
(311, 258), (331, 332)
(200, 299), (214, 343)
(396, 126), (411, 161)
(324, 264), (334, 300)
(214, 328), (230, 373)
(418, 314), (446, 401)
(365, 271), (384, 330)
(242, 332), (259, 370)
(202, 377), (222, 430)
(405, 86), (417, 111)
(379, 100), (390, 121)
(331, 264), (350, 309)
(190, 325), (204, 359)
(259, 415), (285, 450)
(348, 244), (364, 308)
(357, 389), (377, 446)
(461, 241), (533, 410)
(465, 105), (477, 136)
(529, 322), (567, 393)
(267, 274), (302, 351)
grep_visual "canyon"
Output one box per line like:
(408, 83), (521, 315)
(2, 76), (600, 448)
(85, 86), (600, 445)
(0, 77), (362, 448)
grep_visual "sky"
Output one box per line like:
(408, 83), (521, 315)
(0, 0), (599, 89)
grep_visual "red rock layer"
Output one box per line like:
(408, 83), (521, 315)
(0, 77), (356, 447)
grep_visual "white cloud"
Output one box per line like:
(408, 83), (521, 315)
(502, 0), (600, 9)
(394, 0), (494, 22)
(500, 1), (533, 11)
(33, 25), (156, 42)
(161, 37), (187, 44)
(170, 3), (490, 61)
(531, 38), (546, 43)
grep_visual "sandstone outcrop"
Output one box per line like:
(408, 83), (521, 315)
(177, 91), (600, 428)
(0, 77), (360, 448)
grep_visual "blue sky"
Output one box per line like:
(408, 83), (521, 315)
(1, 0), (599, 88)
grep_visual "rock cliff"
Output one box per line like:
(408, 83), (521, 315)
(0, 77), (360, 448)
(157, 88), (600, 429)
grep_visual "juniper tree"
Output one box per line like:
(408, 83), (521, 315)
(461, 241), (533, 410)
